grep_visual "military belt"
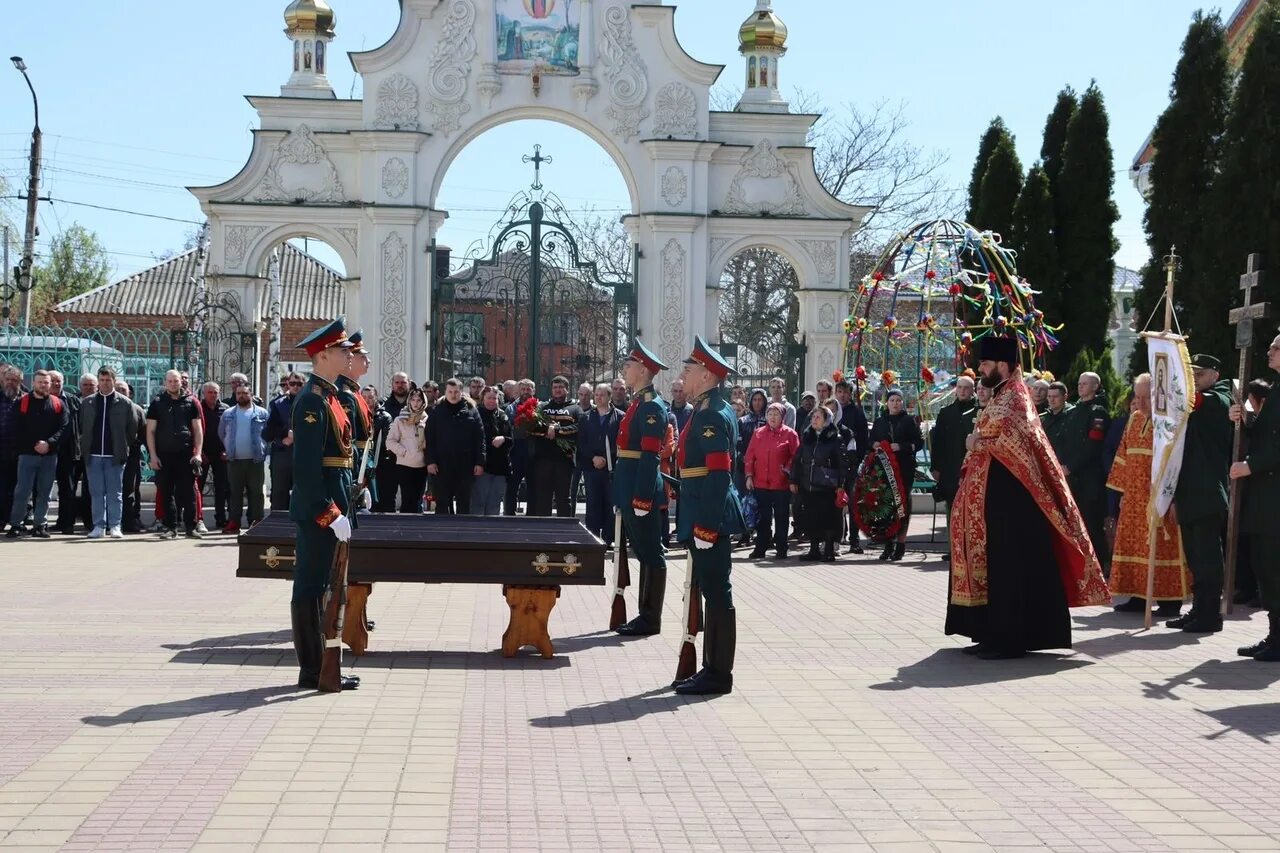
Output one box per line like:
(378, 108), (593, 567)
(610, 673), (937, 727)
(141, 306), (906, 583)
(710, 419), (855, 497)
(617, 449), (642, 459)
(321, 457), (353, 468)
(681, 466), (709, 478)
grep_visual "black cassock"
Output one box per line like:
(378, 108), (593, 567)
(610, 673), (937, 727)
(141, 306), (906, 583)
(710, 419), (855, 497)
(945, 459), (1071, 652)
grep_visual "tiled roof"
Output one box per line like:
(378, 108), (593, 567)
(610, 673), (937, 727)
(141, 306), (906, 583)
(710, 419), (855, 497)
(1114, 265), (1141, 292)
(57, 243), (343, 320)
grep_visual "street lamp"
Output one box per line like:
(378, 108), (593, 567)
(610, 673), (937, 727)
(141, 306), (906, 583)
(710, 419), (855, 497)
(10, 56), (41, 329)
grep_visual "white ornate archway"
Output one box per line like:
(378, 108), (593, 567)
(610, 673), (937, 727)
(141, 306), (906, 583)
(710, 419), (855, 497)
(190, 0), (869, 388)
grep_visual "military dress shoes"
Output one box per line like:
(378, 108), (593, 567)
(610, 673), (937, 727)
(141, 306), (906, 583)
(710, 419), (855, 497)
(1238, 638), (1271, 657)
(1165, 610), (1197, 629)
(299, 674), (361, 691)
(615, 616), (660, 637)
(1180, 613), (1223, 634)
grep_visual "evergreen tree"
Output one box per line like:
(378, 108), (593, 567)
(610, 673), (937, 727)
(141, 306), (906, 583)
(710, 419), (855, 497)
(967, 117), (1010, 223)
(1040, 87), (1077, 197)
(973, 134), (1024, 239)
(1054, 82), (1119, 375)
(1202, 0), (1280, 373)
(1009, 164), (1061, 368)
(1129, 11), (1229, 377)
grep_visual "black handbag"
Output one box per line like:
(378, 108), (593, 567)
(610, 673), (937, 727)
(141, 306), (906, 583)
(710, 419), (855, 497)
(809, 463), (840, 490)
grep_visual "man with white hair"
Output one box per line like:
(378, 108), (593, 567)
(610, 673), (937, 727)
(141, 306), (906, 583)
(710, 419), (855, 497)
(199, 381), (230, 531)
(1031, 379), (1050, 414)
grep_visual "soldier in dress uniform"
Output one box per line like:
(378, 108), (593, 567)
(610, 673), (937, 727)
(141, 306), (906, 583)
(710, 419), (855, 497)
(673, 336), (746, 696)
(337, 330), (375, 630)
(1168, 353), (1234, 633)
(1230, 333), (1280, 661)
(613, 341), (671, 637)
(289, 318), (359, 691)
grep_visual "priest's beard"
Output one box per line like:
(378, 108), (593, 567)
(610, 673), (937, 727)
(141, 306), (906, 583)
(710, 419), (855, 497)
(979, 364), (1010, 389)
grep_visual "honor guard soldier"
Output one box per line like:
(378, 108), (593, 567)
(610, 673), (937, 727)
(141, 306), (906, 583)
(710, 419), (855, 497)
(290, 318), (359, 691)
(614, 341), (671, 636)
(338, 330), (375, 510)
(674, 336), (746, 695)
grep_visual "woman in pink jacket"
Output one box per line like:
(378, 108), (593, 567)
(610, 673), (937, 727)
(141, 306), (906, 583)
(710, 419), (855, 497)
(744, 402), (800, 559)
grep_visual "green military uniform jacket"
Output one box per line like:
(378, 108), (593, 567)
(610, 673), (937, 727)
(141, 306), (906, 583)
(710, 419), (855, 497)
(929, 397), (977, 503)
(613, 384), (668, 513)
(1174, 379), (1234, 524)
(290, 374), (354, 600)
(1242, 387), (1280, 534)
(1041, 403), (1075, 463)
(1058, 398), (1109, 505)
(675, 387), (745, 544)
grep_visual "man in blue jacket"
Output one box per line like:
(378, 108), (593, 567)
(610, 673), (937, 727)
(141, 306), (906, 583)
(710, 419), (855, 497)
(219, 383), (269, 532)
(577, 382), (621, 546)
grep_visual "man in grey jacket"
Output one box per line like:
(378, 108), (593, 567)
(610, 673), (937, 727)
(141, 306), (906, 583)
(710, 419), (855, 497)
(79, 366), (143, 539)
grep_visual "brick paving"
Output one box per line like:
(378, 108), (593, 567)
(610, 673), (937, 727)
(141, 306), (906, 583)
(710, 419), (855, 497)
(1, 517), (1279, 852)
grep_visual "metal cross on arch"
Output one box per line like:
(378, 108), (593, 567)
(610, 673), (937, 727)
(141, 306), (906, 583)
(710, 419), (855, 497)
(523, 144), (552, 191)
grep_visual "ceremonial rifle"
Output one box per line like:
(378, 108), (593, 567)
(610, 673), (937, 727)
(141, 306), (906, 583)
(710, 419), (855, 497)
(319, 432), (375, 692)
(606, 433), (631, 630)
(667, 474), (701, 685)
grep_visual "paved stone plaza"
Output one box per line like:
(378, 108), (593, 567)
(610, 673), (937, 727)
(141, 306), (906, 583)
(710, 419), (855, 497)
(2, 518), (1279, 853)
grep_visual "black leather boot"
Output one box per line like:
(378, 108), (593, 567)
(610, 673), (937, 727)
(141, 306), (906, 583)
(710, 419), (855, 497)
(1181, 592), (1223, 633)
(616, 565), (664, 636)
(675, 607), (734, 695)
(1251, 612), (1280, 662)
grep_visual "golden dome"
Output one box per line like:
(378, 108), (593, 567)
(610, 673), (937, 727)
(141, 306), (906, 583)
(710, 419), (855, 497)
(284, 0), (336, 38)
(739, 2), (788, 52)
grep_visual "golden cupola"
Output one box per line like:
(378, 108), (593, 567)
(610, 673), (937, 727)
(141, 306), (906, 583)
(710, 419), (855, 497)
(284, 0), (336, 38)
(739, 0), (788, 53)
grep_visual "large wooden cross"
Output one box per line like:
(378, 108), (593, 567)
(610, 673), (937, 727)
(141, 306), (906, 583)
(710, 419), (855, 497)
(1223, 253), (1272, 615)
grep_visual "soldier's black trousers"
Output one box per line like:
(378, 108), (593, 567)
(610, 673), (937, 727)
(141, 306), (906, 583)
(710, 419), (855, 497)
(1180, 513), (1225, 608)
(1251, 527), (1280, 611)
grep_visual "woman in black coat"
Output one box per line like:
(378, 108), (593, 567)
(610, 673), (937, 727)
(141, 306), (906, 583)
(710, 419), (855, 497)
(868, 388), (924, 562)
(790, 405), (849, 562)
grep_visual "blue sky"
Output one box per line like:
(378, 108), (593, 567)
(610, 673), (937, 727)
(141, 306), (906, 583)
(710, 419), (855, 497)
(1, 0), (1220, 283)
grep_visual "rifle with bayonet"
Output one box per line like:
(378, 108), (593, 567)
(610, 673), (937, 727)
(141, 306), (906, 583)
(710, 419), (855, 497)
(665, 473), (700, 684)
(606, 434), (632, 629)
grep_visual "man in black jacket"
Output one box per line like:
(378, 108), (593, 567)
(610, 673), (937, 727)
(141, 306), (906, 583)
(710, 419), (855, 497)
(199, 382), (230, 530)
(146, 370), (204, 539)
(929, 375), (978, 562)
(530, 375), (581, 517)
(6, 370), (69, 538)
(426, 378), (485, 514)
(834, 380), (870, 553)
(262, 372), (304, 511)
(49, 371), (84, 535)
(577, 383), (621, 545)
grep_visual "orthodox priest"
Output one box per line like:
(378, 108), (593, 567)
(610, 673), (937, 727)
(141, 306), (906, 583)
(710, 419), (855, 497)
(1105, 373), (1190, 617)
(946, 336), (1111, 659)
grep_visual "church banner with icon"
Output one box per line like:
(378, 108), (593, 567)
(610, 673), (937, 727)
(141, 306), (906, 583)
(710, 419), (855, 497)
(1144, 332), (1194, 518)
(496, 0), (581, 73)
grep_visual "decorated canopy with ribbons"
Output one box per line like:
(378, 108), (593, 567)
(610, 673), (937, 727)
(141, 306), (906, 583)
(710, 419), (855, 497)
(840, 219), (1060, 415)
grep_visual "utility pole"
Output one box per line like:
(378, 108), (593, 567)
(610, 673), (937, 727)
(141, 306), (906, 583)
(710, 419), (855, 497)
(2, 225), (10, 330)
(11, 57), (41, 330)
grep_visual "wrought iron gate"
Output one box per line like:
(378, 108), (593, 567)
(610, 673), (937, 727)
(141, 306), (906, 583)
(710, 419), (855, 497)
(171, 289), (257, 388)
(431, 147), (636, 388)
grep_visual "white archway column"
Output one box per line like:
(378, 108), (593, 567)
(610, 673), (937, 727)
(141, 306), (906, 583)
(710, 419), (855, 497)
(638, 215), (706, 392)
(360, 208), (431, 388)
(795, 288), (848, 391)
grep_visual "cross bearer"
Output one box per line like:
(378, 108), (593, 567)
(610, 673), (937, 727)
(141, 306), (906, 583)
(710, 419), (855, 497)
(673, 336), (746, 695)
(614, 340), (671, 637)
(289, 317), (359, 692)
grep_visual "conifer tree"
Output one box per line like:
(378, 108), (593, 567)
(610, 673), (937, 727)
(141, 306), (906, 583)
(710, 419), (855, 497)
(1040, 87), (1077, 198)
(1129, 11), (1229, 376)
(1202, 0), (1280, 371)
(1009, 164), (1061, 369)
(1055, 82), (1119, 373)
(967, 118), (1010, 223)
(973, 135), (1024, 239)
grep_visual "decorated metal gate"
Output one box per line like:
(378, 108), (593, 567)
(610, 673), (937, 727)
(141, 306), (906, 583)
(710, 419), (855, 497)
(171, 289), (258, 389)
(431, 147), (636, 388)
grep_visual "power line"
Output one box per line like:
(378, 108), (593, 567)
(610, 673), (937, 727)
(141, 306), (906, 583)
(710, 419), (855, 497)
(43, 198), (204, 225)
(0, 131), (243, 165)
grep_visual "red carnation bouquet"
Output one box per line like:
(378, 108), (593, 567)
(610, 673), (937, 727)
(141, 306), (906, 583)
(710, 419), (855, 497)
(514, 397), (576, 457)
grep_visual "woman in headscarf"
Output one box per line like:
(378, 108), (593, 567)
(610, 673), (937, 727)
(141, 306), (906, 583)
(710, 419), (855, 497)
(868, 388), (923, 561)
(386, 386), (429, 513)
(735, 388), (769, 547)
(790, 404), (849, 562)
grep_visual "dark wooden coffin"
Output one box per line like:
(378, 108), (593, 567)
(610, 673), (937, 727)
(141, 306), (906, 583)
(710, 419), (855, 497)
(237, 511), (607, 586)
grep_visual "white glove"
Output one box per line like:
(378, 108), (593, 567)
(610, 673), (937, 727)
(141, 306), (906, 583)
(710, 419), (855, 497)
(359, 488), (372, 510)
(695, 537), (713, 550)
(633, 507), (649, 518)
(330, 514), (352, 542)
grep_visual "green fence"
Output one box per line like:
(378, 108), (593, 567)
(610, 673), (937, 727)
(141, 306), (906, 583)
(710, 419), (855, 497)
(0, 321), (173, 401)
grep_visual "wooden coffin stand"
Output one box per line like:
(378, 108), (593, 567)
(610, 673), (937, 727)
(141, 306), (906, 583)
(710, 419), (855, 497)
(237, 513), (607, 658)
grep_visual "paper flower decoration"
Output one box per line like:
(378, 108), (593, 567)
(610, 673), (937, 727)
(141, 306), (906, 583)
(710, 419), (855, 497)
(921, 366), (935, 384)
(949, 283), (963, 296)
(855, 365), (867, 381)
(843, 318), (854, 333)
(881, 370), (898, 387)
(832, 369), (844, 383)
(883, 317), (898, 331)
